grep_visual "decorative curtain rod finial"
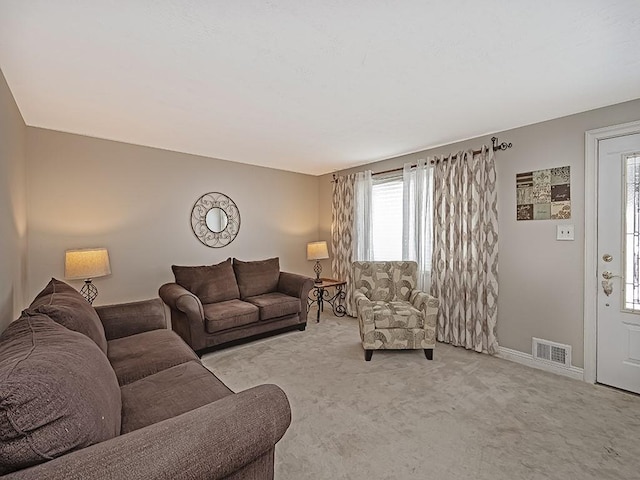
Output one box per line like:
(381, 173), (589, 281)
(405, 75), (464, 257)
(491, 136), (513, 152)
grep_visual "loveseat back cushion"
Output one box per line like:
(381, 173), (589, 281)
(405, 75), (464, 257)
(0, 312), (121, 475)
(233, 257), (280, 299)
(172, 258), (240, 304)
(245, 292), (301, 321)
(29, 277), (108, 354)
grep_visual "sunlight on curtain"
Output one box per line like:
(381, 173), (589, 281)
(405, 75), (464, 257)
(371, 177), (403, 260)
(354, 171), (373, 262)
(402, 159), (434, 290)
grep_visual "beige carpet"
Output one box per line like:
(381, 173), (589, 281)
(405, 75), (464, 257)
(201, 312), (640, 480)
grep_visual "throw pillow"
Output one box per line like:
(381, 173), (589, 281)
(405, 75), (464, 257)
(0, 312), (121, 475)
(29, 278), (108, 354)
(172, 258), (240, 304)
(233, 257), (280, 299)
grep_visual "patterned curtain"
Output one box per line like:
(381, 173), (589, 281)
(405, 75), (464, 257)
(331, 173), (358, 316)
(431, 146), (499, 354)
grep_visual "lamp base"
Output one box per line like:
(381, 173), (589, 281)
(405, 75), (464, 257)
(313, 261), (323, 284)
(80, 279), (98, 305)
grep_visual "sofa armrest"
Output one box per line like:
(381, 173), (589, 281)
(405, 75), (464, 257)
(278, 271), (314, 299)
(159, 283), (206, 350)
(159, 283), (204, 321)
(95, 298), (167, 341)
(3, 384), (291, 480)
(278, 272), (314, 323)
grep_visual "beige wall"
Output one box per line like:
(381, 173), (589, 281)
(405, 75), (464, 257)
(319, 98), (640, 368)
(26, 128), (320, 306)
(0, 69), (27, 331)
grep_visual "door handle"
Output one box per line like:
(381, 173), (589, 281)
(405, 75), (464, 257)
(601, 271), (621, 280)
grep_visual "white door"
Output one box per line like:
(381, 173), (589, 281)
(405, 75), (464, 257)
(597, 133), (640, 394)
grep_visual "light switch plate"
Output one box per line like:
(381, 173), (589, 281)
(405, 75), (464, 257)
(556, 224), (575, 241)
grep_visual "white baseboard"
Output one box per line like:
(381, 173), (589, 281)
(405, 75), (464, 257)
(497, 346), (584, 381)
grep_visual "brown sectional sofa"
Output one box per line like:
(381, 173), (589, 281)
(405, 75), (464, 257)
(0, 278), (291, 479)
(160, 257), (314, 354)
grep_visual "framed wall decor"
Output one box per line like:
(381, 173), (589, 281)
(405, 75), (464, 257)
(516, 166), (571, 220)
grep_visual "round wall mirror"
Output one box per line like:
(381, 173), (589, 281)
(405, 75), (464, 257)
(205, 207), (228, 233)
(191, 192), (240, 248)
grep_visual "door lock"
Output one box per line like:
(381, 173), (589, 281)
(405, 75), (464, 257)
(602, 254), (613, 262)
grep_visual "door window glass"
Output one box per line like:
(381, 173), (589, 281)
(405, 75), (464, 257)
(624, 153), (640, 312)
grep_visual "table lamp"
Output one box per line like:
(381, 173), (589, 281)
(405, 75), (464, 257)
(307, 241), (329, 284)
(65, 248), (111, 304)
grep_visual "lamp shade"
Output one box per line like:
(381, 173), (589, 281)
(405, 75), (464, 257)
(307, 241), (329, 261)
(65, 248), (111, 280)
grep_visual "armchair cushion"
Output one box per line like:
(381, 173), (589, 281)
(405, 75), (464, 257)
(0, 313), (121, 475)
(372, 300), (425, 329)
(172, 258), (240, 304)
(233, 257), (280, 299)
(245, 292), (301, 321)
(204, 299), (259, 333)
(29, 277), (108, 354)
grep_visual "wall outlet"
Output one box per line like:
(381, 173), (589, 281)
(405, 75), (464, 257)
(556, 224), (574, 241)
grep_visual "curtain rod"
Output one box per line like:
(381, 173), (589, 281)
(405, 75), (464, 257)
(371, 136), (512, 177)
(332, 136), (512, 182)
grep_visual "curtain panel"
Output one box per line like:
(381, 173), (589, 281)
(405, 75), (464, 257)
(431, 146), (499, 354)
(331, 173), (356, 316)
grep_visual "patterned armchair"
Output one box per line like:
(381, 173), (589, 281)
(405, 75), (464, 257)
(352, 261), (438, 361)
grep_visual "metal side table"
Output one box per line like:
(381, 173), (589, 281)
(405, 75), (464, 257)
(307, 278), (347, 323)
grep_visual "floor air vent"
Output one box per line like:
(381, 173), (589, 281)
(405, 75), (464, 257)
(532, 338), (572, 368)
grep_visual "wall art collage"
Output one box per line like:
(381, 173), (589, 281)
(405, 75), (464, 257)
(516, 166), (571, 221)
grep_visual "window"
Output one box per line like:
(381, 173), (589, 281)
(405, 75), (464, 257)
(371, 176), (403, 260)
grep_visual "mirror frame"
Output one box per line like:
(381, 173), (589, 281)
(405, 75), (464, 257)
(191, 192), (240, 248)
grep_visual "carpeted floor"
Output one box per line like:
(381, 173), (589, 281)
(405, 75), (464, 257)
(201, 311), (640, 480)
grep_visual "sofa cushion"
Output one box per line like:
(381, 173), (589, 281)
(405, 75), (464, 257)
(120, 361), (233, 434)
(29, 277), (108, 354)
(172, 258), (240, 304)
(107, 329), (199, 386)
(245, 292), (301, 321)
(203, 299), (259, 334)
(233, 257), (280, 299)
(0, 312), (121, 475)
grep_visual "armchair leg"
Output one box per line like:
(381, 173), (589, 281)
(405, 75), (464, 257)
(424, 349), (433, 360)
(364, 350), (373, 361)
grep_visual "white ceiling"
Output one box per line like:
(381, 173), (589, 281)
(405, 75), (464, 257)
(1, 1), (640, 176)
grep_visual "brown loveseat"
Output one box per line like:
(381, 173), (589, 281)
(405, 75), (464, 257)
(0, 278), (291, 479)
(159, 257), (314, 354)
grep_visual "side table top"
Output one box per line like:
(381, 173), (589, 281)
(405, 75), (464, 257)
(313, 278), (346, 288)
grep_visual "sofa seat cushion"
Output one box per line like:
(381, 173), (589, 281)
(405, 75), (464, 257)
(233, 257), (280, 299)
(29, 277), (108, 354)
(245, 293), (301, 321)
(0, 312), (121, 475)
(372, 300), (425, 329)
(203, 300), (259, 334)
(120, 360), (232, 434)
(172, 258), (240, 303)
(107, 329), (199, 386)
